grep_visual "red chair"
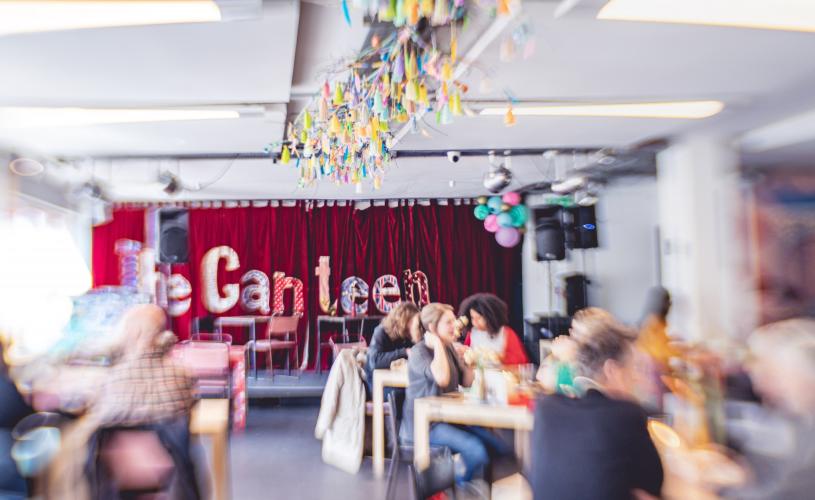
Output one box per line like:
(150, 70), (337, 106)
(174, 341), (231, 398)
(251, 314), (301, 380)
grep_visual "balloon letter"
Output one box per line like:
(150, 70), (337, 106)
(314, 256), (336, 314)
(372, 274), (401, 314)
(341, 276), (369, 316)
(115, 239), (142, 288)
(403, 269), (430, 307)
(167, 274), (192, 317)
(272, 272), (305, 315)
(240, 270), (271, 314)
(201, 246), (240, 314)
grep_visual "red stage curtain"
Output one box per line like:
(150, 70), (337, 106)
(93, 202), (522, 369)
(91, 207), (146, 287)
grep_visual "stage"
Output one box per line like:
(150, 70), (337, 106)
(246, 371), (329, 399)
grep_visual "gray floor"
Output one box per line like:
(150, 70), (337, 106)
(230, 399), (411, 500)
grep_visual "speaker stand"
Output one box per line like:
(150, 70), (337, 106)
(546, 260), (554, 315)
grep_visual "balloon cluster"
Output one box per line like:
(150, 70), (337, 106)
(473, 191), (527, 248)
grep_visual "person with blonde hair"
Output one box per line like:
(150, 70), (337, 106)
(401, 303), (509, 490)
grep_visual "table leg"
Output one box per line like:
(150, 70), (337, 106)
(250, 323), (257, 379)
(414, 400), (431, 472)
(373, 374), (385, 478)
(317, 320), (323, 375)
(212, 428), (229, 500)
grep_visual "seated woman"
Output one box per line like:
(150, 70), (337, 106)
(458, 293), (528, 365)
(364, 301), (421, 396)
(402, 303), (509, 489)
(530, 319), (663, 500)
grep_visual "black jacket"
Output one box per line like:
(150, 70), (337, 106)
(364, 325), (412, 393)
(530, 389), (663, 500)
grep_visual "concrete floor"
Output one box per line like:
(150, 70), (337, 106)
(230, 399), (411, 500)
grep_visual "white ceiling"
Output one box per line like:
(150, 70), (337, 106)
(3, 0), (815, 200)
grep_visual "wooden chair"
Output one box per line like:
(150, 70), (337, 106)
(174, 341), (231, 398)
(252, 314), (301, 380)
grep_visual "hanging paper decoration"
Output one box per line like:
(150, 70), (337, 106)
(240, 270), (271, 315)
(372, 274), (402, 313)
(272, 272), (305, 315)
(284, 1), (470, 191)
(504, 104), (517, 127)
(341, 276), (370, 316)
(403, 269), (430, 307)
(201, 246), (241, 314)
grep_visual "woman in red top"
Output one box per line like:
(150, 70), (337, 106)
(458, 293), (528, 365)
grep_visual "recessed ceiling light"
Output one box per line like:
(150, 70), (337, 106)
(0, 107), (240, 128)
(598, 0), (815, 33)
(9, 157), (45, 176)
(480, 101), (724, 119)
(0, 1), (222, 36)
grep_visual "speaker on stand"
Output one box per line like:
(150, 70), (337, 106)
(156, 208), (189, 334)
(526, 206), (571, 362)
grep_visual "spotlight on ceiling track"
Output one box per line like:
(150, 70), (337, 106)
(551, 176), (586, 194)
(159, 171), (182, 196)
(8, 157), (45, 176)
(483, 150), (513, 193)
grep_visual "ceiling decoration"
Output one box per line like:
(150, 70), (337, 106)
(279, 0), (525, 191)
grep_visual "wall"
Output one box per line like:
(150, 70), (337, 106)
(522, 177), (660, 325)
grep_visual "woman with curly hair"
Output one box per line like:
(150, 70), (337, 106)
(458, 293), (528, 365)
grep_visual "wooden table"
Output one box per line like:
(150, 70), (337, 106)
(413, 393), (534, 471)
(190, 398), (230, 500)
(372, 368), (409, 477)
(214, 315), (270, 378)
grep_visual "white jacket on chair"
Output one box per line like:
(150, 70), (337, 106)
(314, 348), (366, 474)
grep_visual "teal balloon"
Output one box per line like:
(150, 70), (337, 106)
(510, 205), (528, 227)
(487, 196), (503, 214)
(473, 204), (490, 221)
(497, 212), (513, 228)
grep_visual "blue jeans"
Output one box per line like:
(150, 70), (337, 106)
(428, 423), (511, 484)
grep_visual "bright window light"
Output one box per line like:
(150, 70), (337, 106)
(0, 214), (91, 358)
(0, 107), (240, 128)
(479, 101), (724, 119)
(0, 1), (222, 36)
(598, 0), (815, 33)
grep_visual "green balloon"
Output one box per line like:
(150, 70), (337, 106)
(510, 205), (528, 227)
(473, 204), (490, 221)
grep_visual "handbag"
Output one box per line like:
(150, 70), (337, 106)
(412, 447), (456, 500)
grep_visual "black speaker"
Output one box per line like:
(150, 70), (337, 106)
(534, 206), (566, 261)
(564, 274), (590, 316)
(158, 208), (189, 264)
(564, 205), (598, 249)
